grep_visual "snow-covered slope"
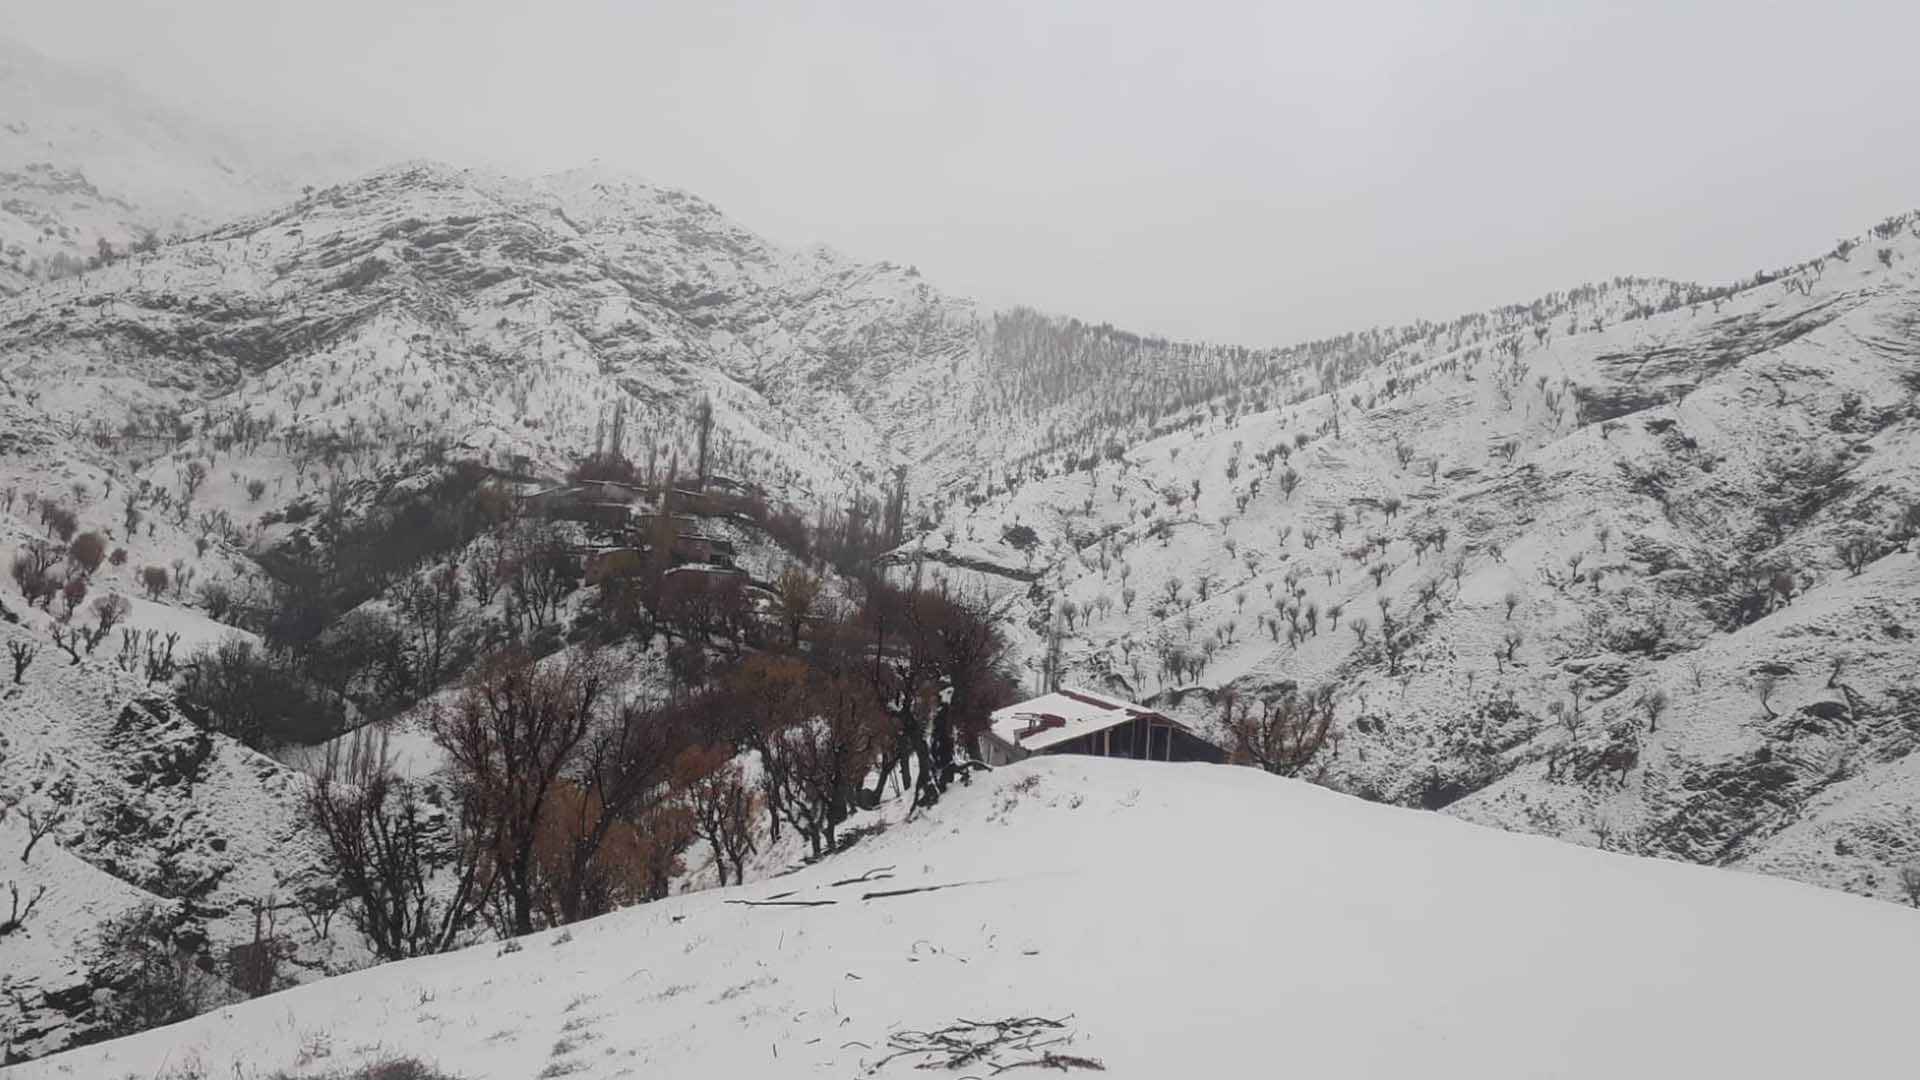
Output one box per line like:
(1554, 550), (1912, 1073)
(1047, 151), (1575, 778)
(10, 757), (1919, 1080)
(0, 611), (343, 1059)
(0, 36), (368, 296)
(3, 158), (1916, 923)
(909, 213), (1920, 904)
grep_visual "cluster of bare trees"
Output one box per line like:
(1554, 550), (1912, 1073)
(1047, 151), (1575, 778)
(302, 589), (1009, 951)
(307, 650), (697, 952)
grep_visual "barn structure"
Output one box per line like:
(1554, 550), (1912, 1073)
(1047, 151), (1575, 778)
(980, 687), (1225, 766)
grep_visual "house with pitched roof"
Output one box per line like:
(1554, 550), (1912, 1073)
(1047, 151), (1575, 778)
(980, 687), (1224, 766)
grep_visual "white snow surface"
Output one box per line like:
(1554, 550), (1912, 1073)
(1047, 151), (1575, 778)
(12, 757), (1919, 1080)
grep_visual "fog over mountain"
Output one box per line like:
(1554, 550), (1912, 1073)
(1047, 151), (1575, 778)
(5, 1), (1920, 342)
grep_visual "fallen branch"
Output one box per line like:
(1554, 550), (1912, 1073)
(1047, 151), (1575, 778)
(865, 1015), (1099, 1075)
(831, 865), (898, 887)
(723, 898), (839, 908)
(862, 880), (983, 901)
(993, 1053), (1106, 1074)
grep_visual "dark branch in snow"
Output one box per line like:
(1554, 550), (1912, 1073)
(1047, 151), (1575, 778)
(867, 1016), (1102, 1074)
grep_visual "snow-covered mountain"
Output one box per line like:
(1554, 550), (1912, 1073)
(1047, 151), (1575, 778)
(910, 215), (1920, 905)
(10, 757), (1920, 1080)
(0, 36), (369, 295)
(3, 36), (1920, 1073)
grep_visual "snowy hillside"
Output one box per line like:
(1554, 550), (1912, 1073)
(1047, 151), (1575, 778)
(0, 37), (368, 296)
(10, 757), (1920, 1080)
(907, 213), (1920, 904)
(0, 607), (345, 1059)
(4, 34), (1920, 1074)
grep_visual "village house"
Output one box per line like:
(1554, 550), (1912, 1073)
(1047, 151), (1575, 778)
(980, 687), (1225, 766)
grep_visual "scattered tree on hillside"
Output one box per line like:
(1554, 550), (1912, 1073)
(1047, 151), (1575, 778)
(1637, 688), (1670, 734)
(7, 641), (36, 684)
(1834, 527), (1881, 576)
(70, 531), (107, 574)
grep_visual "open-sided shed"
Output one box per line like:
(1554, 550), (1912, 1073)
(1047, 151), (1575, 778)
(980, 687), (1224, 766)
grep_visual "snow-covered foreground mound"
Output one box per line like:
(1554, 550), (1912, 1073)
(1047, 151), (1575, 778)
(20, 758), (1918, 1079)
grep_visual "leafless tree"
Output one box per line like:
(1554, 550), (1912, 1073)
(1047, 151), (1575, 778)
(20, 803), (62, 863)
(431, 650), (604, 935)
(6, 641), (34, 684)
(305, 727), (490, 960)
(676, 746), (757, 885)
(0, 881), (46, 937)
(1637, 688), (1671, 733)
(1220, 685), (1335, 777)
(541, 697), (689, 923)
(776, 564), (822, 648)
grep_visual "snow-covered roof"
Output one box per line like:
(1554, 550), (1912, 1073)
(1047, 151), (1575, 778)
(989, 686), (1187, 752)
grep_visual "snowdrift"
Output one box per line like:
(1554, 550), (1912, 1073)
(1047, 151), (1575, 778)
(18, 757), (1919, 1079)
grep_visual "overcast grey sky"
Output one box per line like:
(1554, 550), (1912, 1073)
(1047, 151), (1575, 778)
(6, 0), (1918, 345)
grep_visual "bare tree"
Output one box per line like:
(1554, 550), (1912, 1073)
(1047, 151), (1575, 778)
(861, 579), (1013, 807)
(431, 650), (605, 936)
(0, 881), (47, 937)
(1220, 685), (1335, 777)
(779, 669), (883, 857)
(6, 641), (34, 684)
(776, 564), (821, 648)
(20, 803), (62, 863)
(503, 521), (576, 634)
(540, 698), (689, 923)
(304, 727), (490, 961)
(675, 746), (756, 886)
(693, 395), (715, 488)
(395, 563), (462, 691)
(1637, 688), (1670, 733)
